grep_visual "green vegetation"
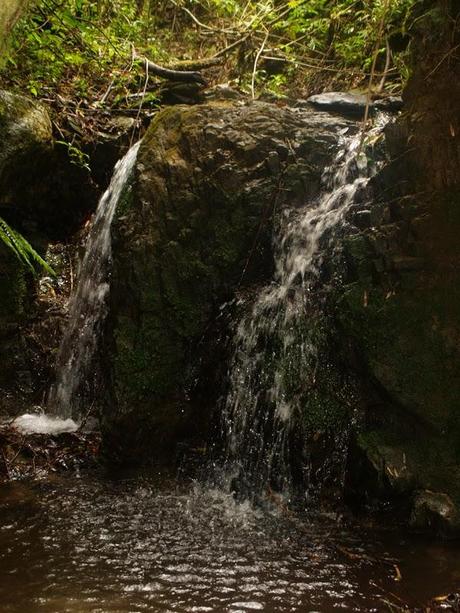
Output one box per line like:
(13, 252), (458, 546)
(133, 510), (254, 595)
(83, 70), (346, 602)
(0, 216), (55, 276)
(0, 0), (419, 140)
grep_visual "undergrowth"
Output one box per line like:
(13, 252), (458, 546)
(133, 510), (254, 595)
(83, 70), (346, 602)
(0, 0), (420, 144)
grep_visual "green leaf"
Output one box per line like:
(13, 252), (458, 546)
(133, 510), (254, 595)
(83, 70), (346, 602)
(0, 217), (55, 277)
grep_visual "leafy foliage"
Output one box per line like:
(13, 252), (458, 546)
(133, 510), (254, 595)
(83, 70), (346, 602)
(0, 217), (55, 276)
(1, 0), (419, 106)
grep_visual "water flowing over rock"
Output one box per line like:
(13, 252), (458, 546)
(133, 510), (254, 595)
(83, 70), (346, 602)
(104, 102), (357, 464)
(48, 142), (140, 420)
(221, 119), (388, 499)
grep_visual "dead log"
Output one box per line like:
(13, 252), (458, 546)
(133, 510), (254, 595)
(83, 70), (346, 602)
(135, 51), (208, 85)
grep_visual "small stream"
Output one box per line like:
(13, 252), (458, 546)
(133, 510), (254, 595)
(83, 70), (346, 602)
(3, 113), (459, 613)
(0, 471), (458, 612)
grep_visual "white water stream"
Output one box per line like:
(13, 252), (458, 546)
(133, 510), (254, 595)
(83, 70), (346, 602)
(43, 141), (141, 425)
(222, 118), (388, 496)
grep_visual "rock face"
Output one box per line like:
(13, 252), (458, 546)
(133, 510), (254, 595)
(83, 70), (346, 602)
(339, 2), (460, 536)
(0, 89), (97, 241)
(104, 89), (460, 537)
(0, 90), (96, 414)
(104, 101), (355, 464)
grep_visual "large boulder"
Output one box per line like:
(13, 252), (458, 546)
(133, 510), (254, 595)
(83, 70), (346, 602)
(0, 89), (52, 170)
(0, 90), (96, 415)
(104, 101), (355, 463)
(0, 89), (97, 240)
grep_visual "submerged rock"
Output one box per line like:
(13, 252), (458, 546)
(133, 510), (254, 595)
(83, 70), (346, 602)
(410, 490), (460, 538)
(104, 101), (355, 464)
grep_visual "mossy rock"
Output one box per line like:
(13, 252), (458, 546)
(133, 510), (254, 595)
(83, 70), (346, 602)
(338, 185), (460, 534)
(105, 101), (355, 463)
(0, 89), (52, 172)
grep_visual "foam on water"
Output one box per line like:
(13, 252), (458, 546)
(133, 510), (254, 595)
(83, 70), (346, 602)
(11, 413), (79, 435)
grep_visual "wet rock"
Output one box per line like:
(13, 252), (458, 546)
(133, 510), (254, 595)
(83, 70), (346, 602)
(105, 101), (355, 464)
(410, 490), (460, 538)
(306, 92), (403, 119)
(374, 96), (403, 112)
(205, 84), (243, 101)
(0, 90), (52, 173)
(307, 92), (369, 117)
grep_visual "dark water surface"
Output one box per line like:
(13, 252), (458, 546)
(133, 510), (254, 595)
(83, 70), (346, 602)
(0, 472), (458, 612)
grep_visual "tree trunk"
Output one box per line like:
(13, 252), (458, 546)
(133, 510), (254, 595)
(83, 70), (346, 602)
(0, 0), (30, 55)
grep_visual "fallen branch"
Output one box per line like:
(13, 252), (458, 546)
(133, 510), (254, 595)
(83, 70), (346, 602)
(168, 57), (223, 70)
(213, 33), (251, 59)
(134, 51), (208, 85)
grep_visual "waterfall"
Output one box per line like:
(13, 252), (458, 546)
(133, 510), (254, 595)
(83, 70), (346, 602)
(221, 119), (388, 499)
(48, 142), (141, 420)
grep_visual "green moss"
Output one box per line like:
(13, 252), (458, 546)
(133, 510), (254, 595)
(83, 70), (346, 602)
(113, 314), (184, 402)
(115, 176), (135, 217)
(339, 198), (460, 506)
(339, 279), (460, 430)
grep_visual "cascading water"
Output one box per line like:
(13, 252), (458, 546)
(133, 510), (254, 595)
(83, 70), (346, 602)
(221, 118), (388, 499)
(47, 142), (141, 421)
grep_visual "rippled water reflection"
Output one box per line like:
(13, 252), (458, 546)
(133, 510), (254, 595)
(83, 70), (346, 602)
(0, 473), (458, 612)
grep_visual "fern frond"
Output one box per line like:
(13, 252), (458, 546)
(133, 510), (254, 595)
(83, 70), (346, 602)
(0, 217), (56, 277)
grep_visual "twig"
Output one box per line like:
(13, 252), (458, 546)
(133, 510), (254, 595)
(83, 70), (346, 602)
(213, 33), (251, 59)
(131, 58), (149, 147)
(1, 448), (11, 480)
(425, 43), (460, 79)
(78, 400), (95, 432)
(251, 31), (269, 100)
(359, 0), (389, 151)
(377, 37), (392, 93)
(168, 0), (236, 35)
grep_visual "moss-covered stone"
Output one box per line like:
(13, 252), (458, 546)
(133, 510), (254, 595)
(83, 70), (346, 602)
(0, 89), (98, 241)
(337, 184), (460, 534)
(105, 101), (355, 463)
(0, 89), (52, 171)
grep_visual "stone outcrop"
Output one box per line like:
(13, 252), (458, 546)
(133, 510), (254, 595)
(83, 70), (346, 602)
(0, 91), (95, 414)
(305, 92), (403, 117)
(104, 101), (355, 464)
(337, 2), (460, 535)
(103, 87), (460, 538)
